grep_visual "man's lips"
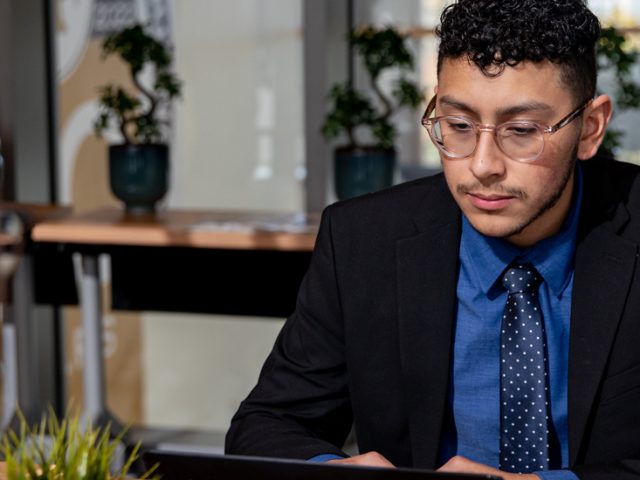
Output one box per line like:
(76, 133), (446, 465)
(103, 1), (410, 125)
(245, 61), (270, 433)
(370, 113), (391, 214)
(467, 192), (515, 210)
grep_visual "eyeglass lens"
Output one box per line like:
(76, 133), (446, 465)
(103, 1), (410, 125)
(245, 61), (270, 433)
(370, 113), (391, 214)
(431, 118), (544, 161)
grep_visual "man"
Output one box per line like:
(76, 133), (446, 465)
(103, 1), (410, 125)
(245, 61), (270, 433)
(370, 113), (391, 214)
(226, 1), (640, 479)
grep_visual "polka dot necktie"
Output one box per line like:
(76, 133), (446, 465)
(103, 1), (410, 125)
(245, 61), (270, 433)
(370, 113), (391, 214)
(500, 263), (550, 473)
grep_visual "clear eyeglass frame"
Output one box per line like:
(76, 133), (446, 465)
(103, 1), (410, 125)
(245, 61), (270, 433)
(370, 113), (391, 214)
(420, 94), (593, 163)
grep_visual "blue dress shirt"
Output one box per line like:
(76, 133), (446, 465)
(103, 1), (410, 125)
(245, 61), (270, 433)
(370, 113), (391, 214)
(308, 454), (344, 462)
(438, 165), (583, 480)
(312, 167), (583, 480)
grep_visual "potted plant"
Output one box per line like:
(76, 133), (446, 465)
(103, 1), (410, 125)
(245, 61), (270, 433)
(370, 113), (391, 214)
(597, 25), (640, 156)
(322, 26), (422, 200)
(1, 410), (158, 480)
(94, 24), (182, 215)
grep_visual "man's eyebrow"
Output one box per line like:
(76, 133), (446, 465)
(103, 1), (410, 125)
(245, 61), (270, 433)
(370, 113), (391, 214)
(438, 96), (476, 114)
(497, 101), (554, 117)
(438, 95), (554, 117)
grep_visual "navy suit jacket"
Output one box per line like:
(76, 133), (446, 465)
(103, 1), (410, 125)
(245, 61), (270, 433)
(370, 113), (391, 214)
(226, 156), (640, 480)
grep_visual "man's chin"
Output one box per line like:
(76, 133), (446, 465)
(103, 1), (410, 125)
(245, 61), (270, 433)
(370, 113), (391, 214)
(465, 215), (525, 240)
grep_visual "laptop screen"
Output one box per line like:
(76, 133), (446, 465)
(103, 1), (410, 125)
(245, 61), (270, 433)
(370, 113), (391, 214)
(143, 450), (503, 480)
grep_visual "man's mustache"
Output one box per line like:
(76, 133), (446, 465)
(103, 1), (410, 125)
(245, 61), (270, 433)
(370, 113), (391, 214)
(456, 183), (527, 199)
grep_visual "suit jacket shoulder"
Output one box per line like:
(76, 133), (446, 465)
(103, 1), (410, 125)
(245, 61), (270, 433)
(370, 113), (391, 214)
(569, 156), (640, 479)
(324, 172), (459, 247)
(579, 155), (640, 239)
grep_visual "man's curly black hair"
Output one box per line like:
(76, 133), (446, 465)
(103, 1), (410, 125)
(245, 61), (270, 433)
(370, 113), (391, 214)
(437, 0), (601, 103)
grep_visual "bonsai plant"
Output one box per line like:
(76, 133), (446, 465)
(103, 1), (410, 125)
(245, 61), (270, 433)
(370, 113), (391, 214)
(596, 25), (640, 156)
(322, 26), (422, 200)
(94, 23), (182, 215)
(1, 410), (158, 480)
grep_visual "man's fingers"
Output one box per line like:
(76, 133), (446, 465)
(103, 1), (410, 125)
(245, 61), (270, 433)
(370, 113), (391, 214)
(328, 451), (395, 467)
(438, 456), (477, 473)
(438, 456), (538, 480)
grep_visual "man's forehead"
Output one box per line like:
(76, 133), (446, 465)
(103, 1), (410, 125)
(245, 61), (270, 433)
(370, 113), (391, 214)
(438, 57), (565, 80)
(438, 94), (554, 117)
(436, 58), (573, 112)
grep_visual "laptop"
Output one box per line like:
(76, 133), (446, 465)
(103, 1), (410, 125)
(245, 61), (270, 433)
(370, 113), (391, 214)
(142, 450), (503, 480)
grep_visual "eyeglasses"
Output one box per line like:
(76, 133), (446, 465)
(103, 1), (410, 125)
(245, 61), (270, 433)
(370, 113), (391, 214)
(421, 95), (592, 163)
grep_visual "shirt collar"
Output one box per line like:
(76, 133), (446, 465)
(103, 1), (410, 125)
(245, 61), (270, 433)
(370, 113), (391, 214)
(460, 163), (583, 298)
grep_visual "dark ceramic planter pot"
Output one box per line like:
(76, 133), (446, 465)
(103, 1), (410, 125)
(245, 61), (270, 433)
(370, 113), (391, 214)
(109, 144), (169, 215)
(334, 146), (395, 200)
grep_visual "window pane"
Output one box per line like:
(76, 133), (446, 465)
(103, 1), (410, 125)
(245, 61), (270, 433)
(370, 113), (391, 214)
(171, 0), (305, 211)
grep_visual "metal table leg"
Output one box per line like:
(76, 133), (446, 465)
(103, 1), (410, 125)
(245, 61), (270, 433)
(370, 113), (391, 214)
(79, 254), (106, 422)
(1, 307), (17, 429)
(78, 253), (124, 435)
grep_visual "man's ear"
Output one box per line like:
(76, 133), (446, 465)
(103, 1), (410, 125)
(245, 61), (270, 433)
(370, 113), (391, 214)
(577, 94), (613, 160)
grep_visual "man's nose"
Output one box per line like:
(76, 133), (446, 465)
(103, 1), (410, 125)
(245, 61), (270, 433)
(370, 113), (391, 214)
(469, 129), (507, 180)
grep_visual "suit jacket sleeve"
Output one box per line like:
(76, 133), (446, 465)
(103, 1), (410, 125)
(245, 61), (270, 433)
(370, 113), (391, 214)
(571, 460), (640, 480)
(225, 205), (352, 459)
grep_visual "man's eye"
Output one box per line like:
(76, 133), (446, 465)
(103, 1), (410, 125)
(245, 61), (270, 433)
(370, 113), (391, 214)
(504, 124), (538, 136)
(445, 120), (473, 132)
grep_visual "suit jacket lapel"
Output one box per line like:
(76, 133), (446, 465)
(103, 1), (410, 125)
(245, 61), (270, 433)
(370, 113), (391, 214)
(568, 164), (638, 464)
(397, 176), (461, 468)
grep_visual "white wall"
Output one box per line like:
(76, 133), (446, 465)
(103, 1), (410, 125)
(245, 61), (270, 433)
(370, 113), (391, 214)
(143, 313), (284, 431)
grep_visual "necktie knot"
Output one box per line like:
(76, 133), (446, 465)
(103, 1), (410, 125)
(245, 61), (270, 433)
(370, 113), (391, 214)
(501, 263), (541, 294)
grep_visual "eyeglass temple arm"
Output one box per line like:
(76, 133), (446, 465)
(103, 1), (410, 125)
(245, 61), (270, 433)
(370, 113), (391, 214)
(421, 94), (438, 124)
(548, 99), (593, 133)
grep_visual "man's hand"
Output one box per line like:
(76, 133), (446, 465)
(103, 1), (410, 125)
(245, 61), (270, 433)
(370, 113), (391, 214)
(438, 455), (539, 480)
(327, 451), (395, 468)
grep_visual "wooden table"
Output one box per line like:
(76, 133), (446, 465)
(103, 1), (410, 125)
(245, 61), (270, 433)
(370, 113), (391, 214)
(31, 207), (319, 430)
(32, 208), (318, 251)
